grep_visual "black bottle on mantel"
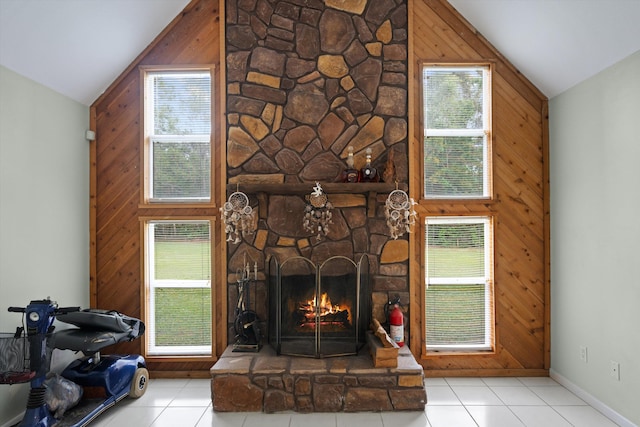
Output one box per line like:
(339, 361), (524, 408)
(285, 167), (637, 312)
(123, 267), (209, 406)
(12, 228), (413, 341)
(360, 148), (379, 182)
(341, 146), (360, 183)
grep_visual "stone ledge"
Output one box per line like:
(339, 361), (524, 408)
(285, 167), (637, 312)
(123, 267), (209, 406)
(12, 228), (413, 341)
(210, 344), (426, 413)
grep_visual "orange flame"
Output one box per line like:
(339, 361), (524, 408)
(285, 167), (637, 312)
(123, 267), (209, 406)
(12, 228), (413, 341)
(302, 293), (343, 319)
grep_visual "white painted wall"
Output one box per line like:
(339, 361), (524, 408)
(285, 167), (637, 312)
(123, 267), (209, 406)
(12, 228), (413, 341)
(549, 50), (640, 426)
(0, 65), (89, 425)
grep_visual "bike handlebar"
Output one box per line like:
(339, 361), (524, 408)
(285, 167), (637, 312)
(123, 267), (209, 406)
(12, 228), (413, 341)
(7, 306), (80, 314)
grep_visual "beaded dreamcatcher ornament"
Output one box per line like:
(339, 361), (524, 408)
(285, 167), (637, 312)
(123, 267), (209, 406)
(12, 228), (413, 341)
(303, 182), (333, 241)
(221, 190), (255, 244)
(385, 187), (417, 239)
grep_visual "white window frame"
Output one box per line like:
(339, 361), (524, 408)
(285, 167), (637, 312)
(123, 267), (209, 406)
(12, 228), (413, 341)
(425, 216), (494, 351)
(145, 220), (212, 356)
(423, 65), (491, 199)
(143, 69), (212, 203)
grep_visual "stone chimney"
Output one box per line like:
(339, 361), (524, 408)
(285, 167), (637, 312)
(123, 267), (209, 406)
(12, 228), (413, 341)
(225, 0), (409, 343)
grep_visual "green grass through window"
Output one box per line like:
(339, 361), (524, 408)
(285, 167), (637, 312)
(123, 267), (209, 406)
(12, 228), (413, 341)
(152, 239), (211, 348)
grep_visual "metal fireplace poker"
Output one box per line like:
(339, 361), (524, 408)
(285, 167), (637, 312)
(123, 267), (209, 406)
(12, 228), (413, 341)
(232, 256), (262, 352)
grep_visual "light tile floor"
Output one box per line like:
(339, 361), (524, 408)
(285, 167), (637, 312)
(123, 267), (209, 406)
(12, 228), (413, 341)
(89, 377), (621, 427)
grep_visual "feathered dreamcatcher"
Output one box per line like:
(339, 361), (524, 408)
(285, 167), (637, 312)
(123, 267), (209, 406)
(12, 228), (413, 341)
(221, 189), (255, 244)
(303, 182), (333, 241)
(384, 186), (417, 239)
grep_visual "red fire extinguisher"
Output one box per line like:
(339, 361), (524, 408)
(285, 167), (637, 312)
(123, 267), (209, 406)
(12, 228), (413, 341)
(389, 303), (404, 347)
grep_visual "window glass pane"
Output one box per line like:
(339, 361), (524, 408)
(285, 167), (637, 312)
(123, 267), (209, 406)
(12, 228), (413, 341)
(154, 288), (211, 347)
(426, 221), (485, 279)
(424, 136), (485, 197)
(147, 70), (211, 202)
(425, 217), (492, 350)
(152, 73), (211, 135)
(422, 65), (489, 199)
(423, 68), (484, 130)
(152, 140), (211, 200)
(426, 284), (486, 346)
(148, 221), (211, 355)
(152, 222), (211, 280)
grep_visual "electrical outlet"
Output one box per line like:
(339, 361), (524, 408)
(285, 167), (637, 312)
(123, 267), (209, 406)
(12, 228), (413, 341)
(610, 361), (620, 380)
(579, 346), (588, 363)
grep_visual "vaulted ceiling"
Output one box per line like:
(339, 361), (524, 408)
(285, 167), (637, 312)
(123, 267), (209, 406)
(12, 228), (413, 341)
(1, 0), (639, 106)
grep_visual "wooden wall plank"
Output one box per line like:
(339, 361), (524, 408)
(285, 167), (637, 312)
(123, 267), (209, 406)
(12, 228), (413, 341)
(410, 0), (548, 375)
(91, 0), (549, 376)
(91, 0), (222, 372)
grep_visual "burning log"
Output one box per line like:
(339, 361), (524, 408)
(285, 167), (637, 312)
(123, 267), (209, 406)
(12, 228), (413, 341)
(296, 292), (351, 327)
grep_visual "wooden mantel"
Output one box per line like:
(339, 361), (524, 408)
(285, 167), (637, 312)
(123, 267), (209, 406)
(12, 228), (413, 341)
(226, 182), (409, 217)
(225, 182), (408, 195)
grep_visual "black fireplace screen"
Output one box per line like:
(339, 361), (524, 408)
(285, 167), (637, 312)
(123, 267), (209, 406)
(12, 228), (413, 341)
(269, 255), (370, 358)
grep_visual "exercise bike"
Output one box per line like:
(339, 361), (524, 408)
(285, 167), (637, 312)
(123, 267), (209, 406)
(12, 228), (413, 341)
(1, 298), (148, 427)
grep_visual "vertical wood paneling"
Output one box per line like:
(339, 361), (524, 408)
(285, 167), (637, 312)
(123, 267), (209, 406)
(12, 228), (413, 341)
(90, 0), (222, 371)
(90, 0), (548, 376)
(410, 0), (549, 375)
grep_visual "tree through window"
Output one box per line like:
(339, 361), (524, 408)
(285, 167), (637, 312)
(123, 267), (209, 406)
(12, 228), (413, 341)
(144, 70), (212, 202)
(423, 66), (490, 198)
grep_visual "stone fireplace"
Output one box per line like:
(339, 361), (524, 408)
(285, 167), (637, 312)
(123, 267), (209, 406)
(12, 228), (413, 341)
(225, 0), (411, 355)
(213, 0), (422, 413)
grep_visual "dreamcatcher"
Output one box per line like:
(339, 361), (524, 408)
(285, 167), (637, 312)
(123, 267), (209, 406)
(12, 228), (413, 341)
(303, 182), (333, 241)
(385, 186), (417, 239)
(221, 189), (255, 244)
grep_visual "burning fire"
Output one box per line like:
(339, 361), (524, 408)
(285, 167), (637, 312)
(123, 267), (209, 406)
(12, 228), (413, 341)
(301, 293), (343, 320)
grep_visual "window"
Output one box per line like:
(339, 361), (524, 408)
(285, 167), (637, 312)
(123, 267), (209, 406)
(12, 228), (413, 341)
(425, 217), (493, 351)
(423, 65), (490, 199)
(141, 67), (216, 358)
(145, 220), (212, 356)
(420, 64), (494, 353)
(144, 69), (212, 202)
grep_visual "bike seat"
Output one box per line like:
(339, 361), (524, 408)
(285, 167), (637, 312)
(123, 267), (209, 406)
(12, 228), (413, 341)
(56, 309), (144, 338)
(53, 329), (131, 353)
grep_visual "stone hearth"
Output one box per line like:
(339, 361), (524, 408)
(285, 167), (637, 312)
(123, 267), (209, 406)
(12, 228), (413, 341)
(210, 344), (426, 413)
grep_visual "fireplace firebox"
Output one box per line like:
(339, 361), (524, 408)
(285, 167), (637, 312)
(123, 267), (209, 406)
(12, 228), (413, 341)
(269, 255), (370, 358)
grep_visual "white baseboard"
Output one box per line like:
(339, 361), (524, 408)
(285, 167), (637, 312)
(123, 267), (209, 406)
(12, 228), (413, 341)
(550, 369), (638, 427)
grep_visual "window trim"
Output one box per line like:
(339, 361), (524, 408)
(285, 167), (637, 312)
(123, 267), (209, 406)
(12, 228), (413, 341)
(140, 65), (216, 207)
(420, 63), (493, 201)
